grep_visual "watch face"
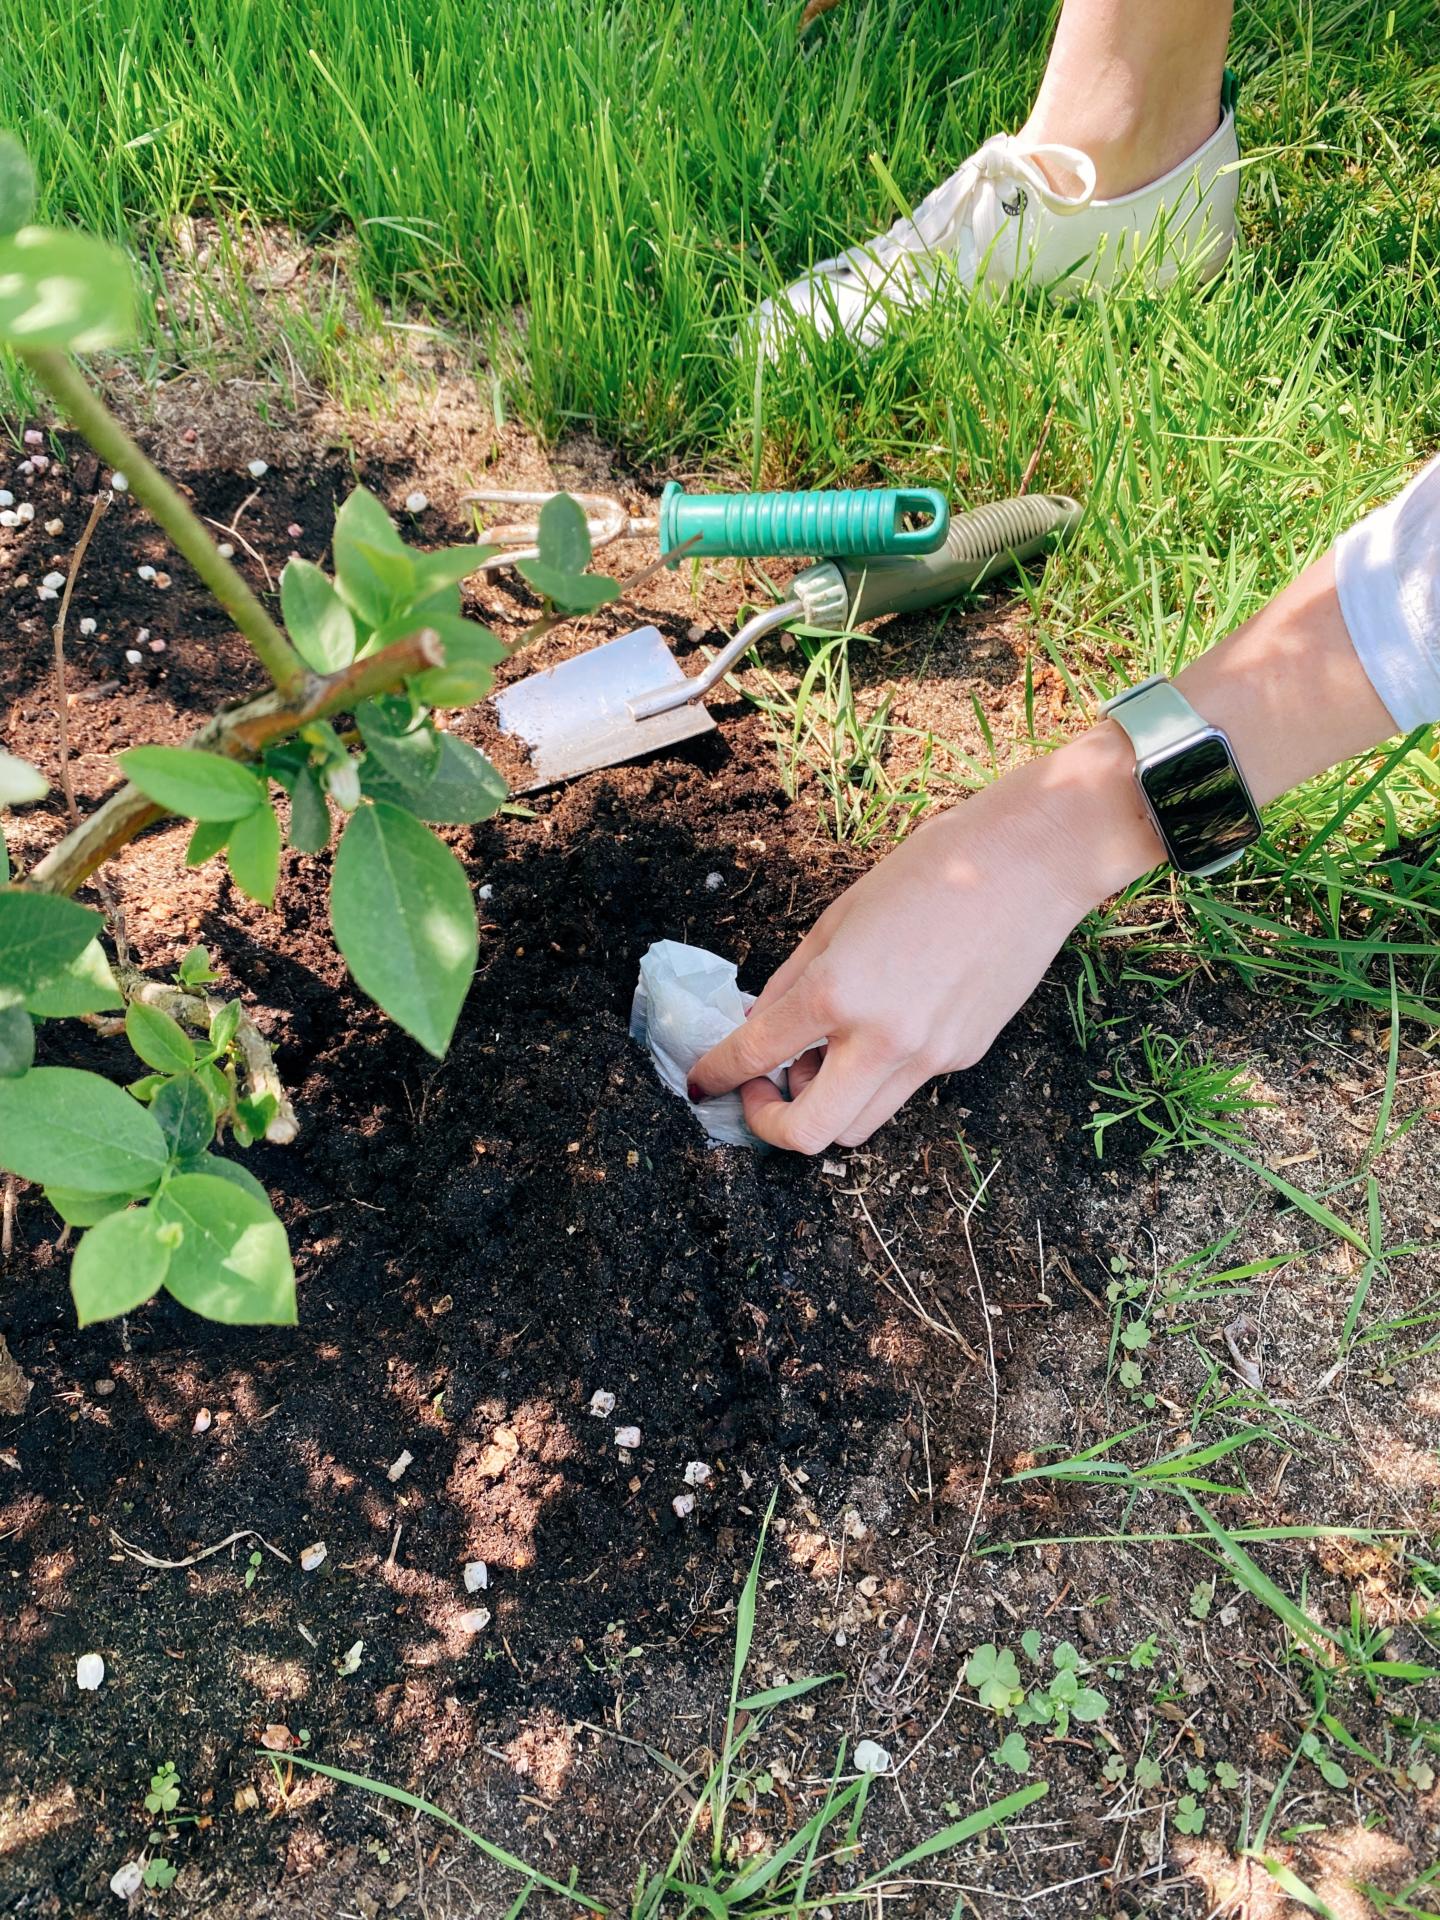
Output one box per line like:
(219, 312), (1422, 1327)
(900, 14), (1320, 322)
(1139, 734), (1260, 873)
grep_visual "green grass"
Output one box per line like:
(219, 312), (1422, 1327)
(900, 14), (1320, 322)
(5, 0), (1440, 1016)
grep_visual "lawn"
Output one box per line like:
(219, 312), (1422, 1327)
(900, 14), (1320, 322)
(2, 1), (1440, 1914)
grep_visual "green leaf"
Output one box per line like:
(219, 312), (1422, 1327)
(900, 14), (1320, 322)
(0, 747), (46, 806)
(0, 1066), (168, 1193)
(25, 939), (123, 1017)
(0, 226), (134, 351)
(0, 891), (102, 994)
(177, 945), (219, 986)
(411, 546), (486, 596)
(534, 493), (592, 574)
(358, 710), (441, 784)
(44, 1186), (130, 1228)
(227, 802), (281, 906)
(360, 730), (507, 826)
(281, 558), (357, 673)
(514, 559), (621, 613)
(152, 1172), (296, 1325)
(1071, 1686), (1108, 1723)
(0, 1002), (33, 1076)
(152, 1073), (218, 1159)
(332, 487), (414, 627)
(0, 830), (8, 884)
(70, 1203), (173, 1326)
(407, 616), (507, 708)
(1020, 1629), (1043, 1663)
(331, 803), (476, 1057)
(0, 135), (36, 239)
(126, 1001), (196, 1074)
(993, 1732), (1030, 1774)
(119, 747), (267, 822)
(288, 766), (331, 853)
(207, 999), (241, 1053)
(180, 1152), (270, 1207)
(186, 819), (231, 867)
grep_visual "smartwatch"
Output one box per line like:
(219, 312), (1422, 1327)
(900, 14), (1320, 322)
(1100, 675), (1262, 878)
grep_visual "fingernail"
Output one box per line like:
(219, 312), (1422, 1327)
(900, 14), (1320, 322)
(687, 1080), (707, 1104)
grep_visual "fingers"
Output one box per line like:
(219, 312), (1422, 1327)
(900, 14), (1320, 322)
(687, 980), (827, 1100)
(785, 1046), (825, 1100)
(738, 1040), (882, 1155)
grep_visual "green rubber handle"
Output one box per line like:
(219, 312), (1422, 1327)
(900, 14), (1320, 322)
(792, 493), (1082, 628)
(659, 480), (948, 565)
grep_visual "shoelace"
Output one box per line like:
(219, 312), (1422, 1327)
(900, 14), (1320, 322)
(833, 134), (1098, 291)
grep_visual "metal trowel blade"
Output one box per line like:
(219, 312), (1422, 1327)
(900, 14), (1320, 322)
(492, 625), (716, 790)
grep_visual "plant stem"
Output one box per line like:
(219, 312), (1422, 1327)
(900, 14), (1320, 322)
(21, 348), (310, 697)
(28, 629), (444, 897)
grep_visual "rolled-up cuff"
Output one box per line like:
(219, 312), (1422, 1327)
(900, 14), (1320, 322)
(1334, 454), (1440, 731)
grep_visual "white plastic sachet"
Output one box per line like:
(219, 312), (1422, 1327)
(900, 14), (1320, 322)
(630, 939), (777, 1147)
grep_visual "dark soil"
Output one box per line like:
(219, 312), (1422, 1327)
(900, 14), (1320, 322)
(2, 419), (1437, 1919)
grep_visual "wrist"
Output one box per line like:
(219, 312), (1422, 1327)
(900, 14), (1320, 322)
(1027, 721), (1167, 912)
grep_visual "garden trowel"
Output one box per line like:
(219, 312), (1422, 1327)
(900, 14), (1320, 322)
(493, 491), (1082, 789)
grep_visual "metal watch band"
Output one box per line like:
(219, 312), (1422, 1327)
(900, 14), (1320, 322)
(1099, 674), (1209, 755)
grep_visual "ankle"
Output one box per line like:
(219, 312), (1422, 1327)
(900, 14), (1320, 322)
(1020, 92), (1222, 200)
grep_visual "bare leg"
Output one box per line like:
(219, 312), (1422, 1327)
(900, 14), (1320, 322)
(1021, 0), (1235, 198)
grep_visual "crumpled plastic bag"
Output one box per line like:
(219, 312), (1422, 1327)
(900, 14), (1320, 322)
(630, 939), (779, 1148)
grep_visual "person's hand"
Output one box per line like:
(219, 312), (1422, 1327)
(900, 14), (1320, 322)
(688, 737), (1153, 1153)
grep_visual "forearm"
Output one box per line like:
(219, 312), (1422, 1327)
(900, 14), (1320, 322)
(1033, 551), (1400, 910)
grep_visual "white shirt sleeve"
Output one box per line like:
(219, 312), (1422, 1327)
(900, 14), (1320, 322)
(1334, 453), (1440, 731)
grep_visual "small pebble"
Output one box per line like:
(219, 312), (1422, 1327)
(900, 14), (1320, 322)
(18, 460), (33, 478)
(149, 638), (166, 653)
(672, 1492), (696, 1520)
(287, 522), (302, 539)
(0, 491), (11, 506)
(109, 472), (127, 492)
(31, 454), (49, 472)
(587, 1389), (615, 1418)
(683, 1460), (711, 1486)
(124, 649), (142, 666)
(192, 1407), (211, 1434)
(614, 1425), (641, 1450)
(247, 459), (269, 479)
(183, 426), (197, 444)
(854, 1739), (891, 1774)
(464, 1560), (489, 1593)
(44, 517), (63, 536)
(78, 617), (96, 636)
(94, 1378), (115, 1397)
(23, 428), (42, 447)
(37, 586), (57, 602)
(154, 572), (171, 589)
(457, 1608), (491, 1634)
(704, 872), (724, 890)
(76, 1653), (105, 1691)
(387, 1448), (414, 1483)
(136, 629), (150, 645)
(15, 502), (33, 523)
(137, 564), (156, 582)
(477, 883), (493, 901)
(299, 1542), (327, 1572)
(0, 511), (15, 528)
(110, 1862), (144, 1900)
(42, 571), (65, 590)
(216, 541), (235, 559)
(404, 491), (429, 513)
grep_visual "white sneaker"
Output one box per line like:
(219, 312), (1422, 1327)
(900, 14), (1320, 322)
(754, 95), (1239, 353)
